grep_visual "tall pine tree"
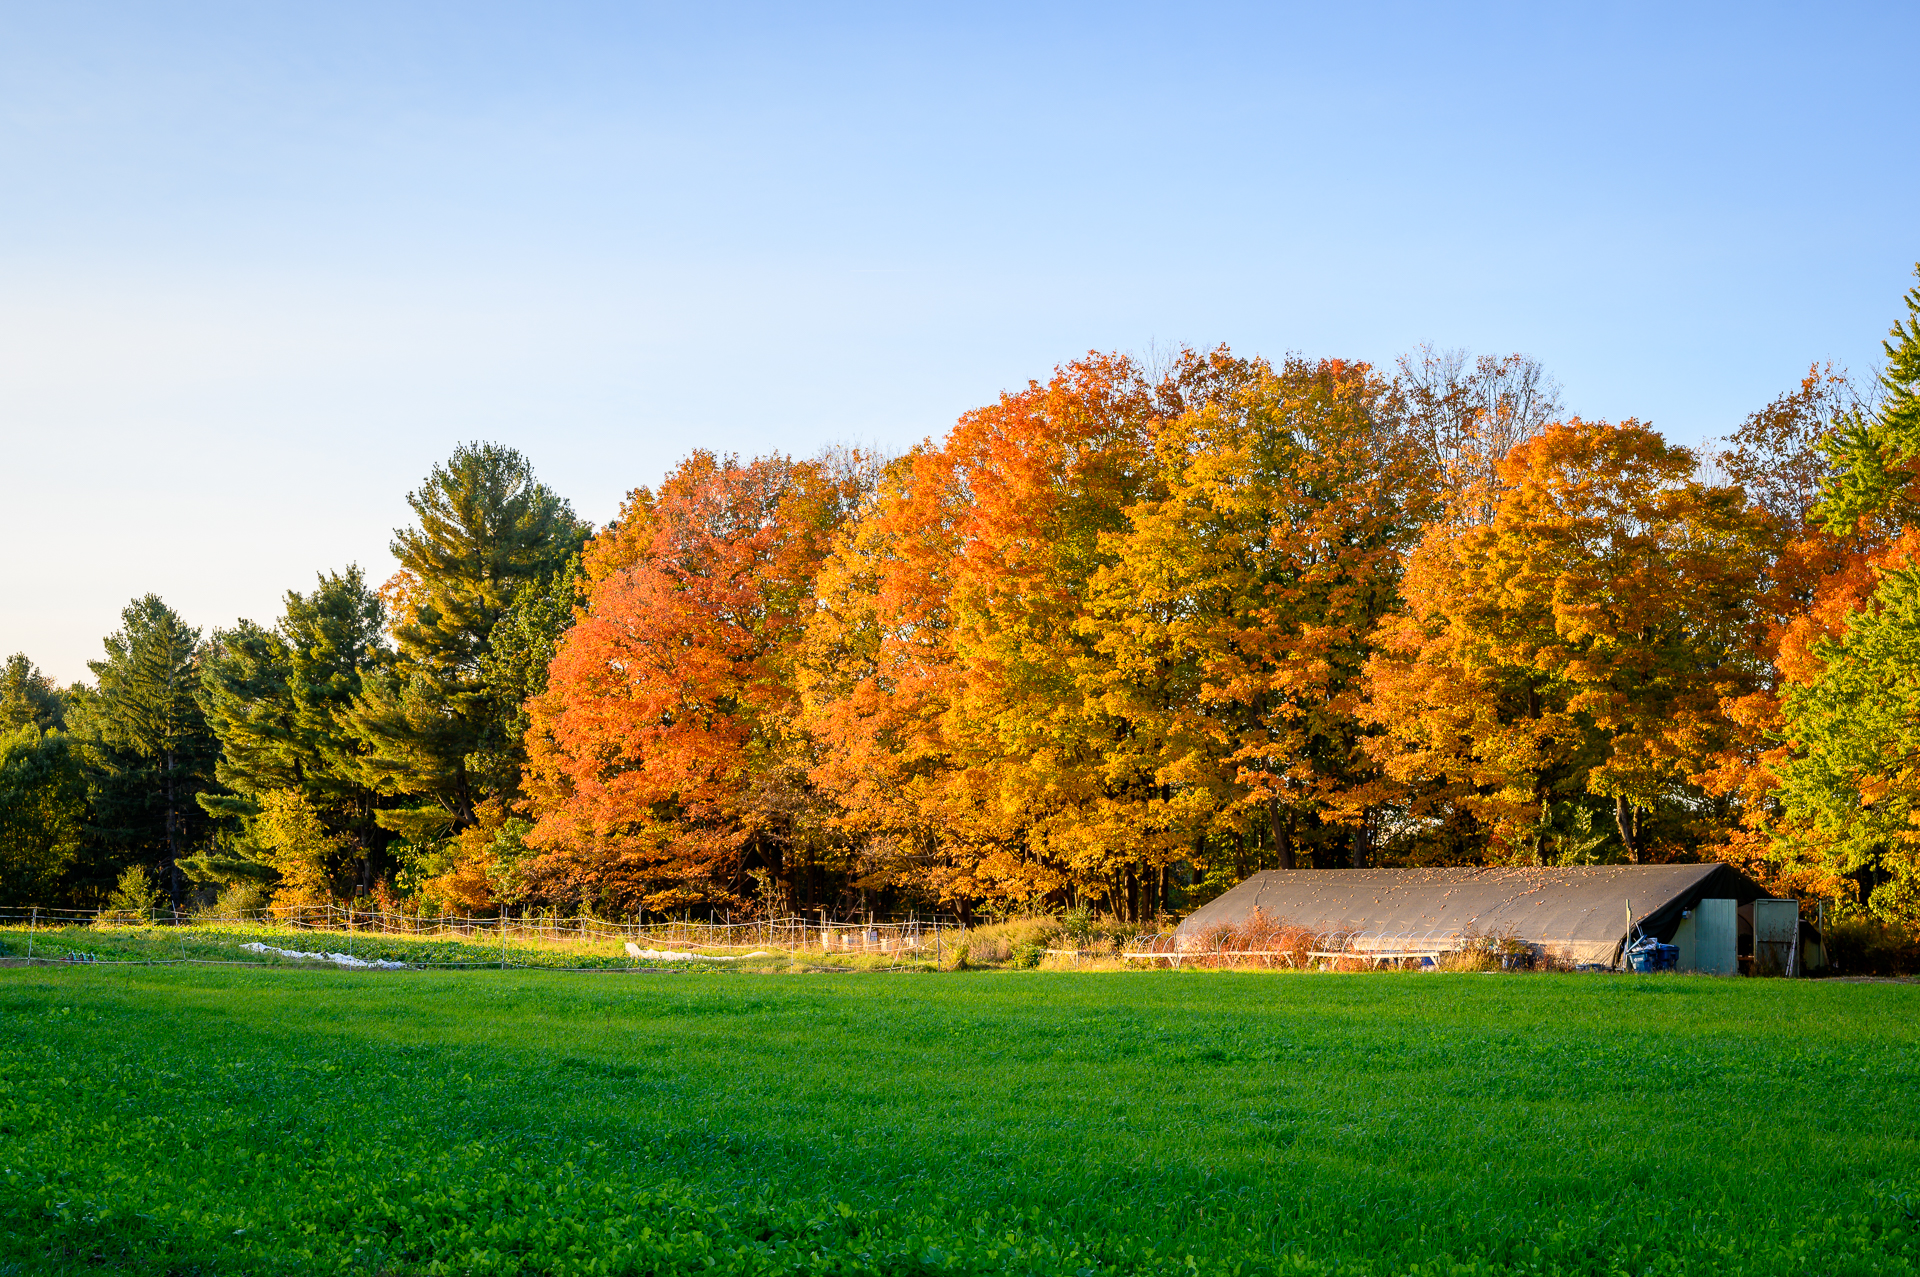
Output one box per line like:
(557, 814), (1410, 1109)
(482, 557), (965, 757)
(1819, 266), (1920, 534)
(76, 596), (220, 907)
(1774, 267), (1920, 923)
(347, 444), (587, 842)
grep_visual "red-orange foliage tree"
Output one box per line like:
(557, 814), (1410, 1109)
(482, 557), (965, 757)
(522, 451), (860, 915)
(802, 354), (1167, 912)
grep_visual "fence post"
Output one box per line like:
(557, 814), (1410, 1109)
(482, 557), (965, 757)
(26, 907), (35, 962)
(501, 913), (508, 971)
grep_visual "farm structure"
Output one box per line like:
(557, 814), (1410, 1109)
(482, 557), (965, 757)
(1171, 865), (1825, 973)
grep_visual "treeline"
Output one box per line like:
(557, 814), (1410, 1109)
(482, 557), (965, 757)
(6, 273), (1920, 927)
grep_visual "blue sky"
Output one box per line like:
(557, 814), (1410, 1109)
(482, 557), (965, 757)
(3, 1), (1916, 681)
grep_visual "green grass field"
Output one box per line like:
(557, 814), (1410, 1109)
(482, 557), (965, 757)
(1, 960), (1915, 1276)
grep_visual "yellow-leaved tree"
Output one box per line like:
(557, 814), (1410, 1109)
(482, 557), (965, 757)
(1363, 419), (1774, 863)
(255, 788), (343, 909)
(1082, 353), (1430, 894)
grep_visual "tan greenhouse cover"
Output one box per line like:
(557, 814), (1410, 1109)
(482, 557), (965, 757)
(1170, 864), (1765, 966)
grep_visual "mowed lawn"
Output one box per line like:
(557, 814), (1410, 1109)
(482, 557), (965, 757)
(1, 966), (1915, 1276)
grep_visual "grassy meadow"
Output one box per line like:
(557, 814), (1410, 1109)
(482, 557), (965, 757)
(1, 958), (1915, 1276)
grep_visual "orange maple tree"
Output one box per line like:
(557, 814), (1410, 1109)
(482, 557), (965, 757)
(803, 353), (1175, 913)
(522, 451), (858, 915)
(1363, 419), (1775, 863)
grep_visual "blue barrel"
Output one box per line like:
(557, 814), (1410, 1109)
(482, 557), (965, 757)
(1627, 937), (1678, 972)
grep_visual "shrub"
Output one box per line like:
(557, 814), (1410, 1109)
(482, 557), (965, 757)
(211, 881), (271, 920)
(101, 865), (161, 921)
(1169, 910), (1325, 969)
(1825, 917), (1920, 976)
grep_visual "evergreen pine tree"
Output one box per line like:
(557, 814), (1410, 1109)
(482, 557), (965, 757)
(1776, 267), (1920, 924)
(1818, 265), (1920, 532)
(474, 553), (581, 786)
(79, 596), (220, 907)
(347, 444), (587, 836)
(196, 567), (390, 891)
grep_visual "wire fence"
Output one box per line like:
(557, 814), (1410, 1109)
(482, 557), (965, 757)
(0, 906), (964, 950)
(1122, 924), (1472, 969)
(1, 907), (1561, 973)
(0, 905), (969, 972)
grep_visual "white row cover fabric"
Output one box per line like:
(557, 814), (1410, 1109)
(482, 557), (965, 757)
(240, 941), (407, 969)
(624, 942), (771, 961)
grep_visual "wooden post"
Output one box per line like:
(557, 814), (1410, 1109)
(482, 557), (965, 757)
(26, 907), (35, 962)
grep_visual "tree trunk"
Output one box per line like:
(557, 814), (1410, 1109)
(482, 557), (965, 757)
(165, 747), (183, 908)
(1268, 798), (1295, 870)
(1614, 795), (1641, 864)
(453, 762), (475, 830)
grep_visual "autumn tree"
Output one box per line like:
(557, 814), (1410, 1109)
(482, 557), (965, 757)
(1674, 363), (1872, 894)
(525, 451), (860, 916)
(801, 354), (1207, 916)
(251, 787), (346, 908)
(1364, 420), (1774, 864)
(797, 448), (965, 910)
(1085, 354), (1430, 896)
(1715, 363), (1871, 538)
(1775, 556), (1920, 923)
(1394, 347), (1563, 526)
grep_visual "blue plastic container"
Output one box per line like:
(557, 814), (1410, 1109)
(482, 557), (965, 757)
(1626, 937), (1678, 973)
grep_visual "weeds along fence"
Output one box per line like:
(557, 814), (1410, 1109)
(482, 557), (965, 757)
(0, 906), (967, 959)
(1122, 913), (1580, 971)
(1124, 922), (1484, 970)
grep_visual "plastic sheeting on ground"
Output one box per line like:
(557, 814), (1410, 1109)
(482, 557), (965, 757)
(241, 941), (408, 969)
(624, 942), (771, 962)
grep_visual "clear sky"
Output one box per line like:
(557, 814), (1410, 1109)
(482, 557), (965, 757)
(3, 2), (1915, 683)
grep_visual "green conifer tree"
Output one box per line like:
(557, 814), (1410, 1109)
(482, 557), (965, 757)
(347, 444), (586, 836)
(1779, 269), (1920, 924)
(196, 567), (391, 891)
(474, 553), (582, 785)
(78, 596), (221, 907)
(1818, 265), (1920, 532)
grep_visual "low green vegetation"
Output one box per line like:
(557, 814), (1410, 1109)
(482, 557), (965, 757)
(0, 923), (922, 973)
(2, 965), (1915, 1276)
